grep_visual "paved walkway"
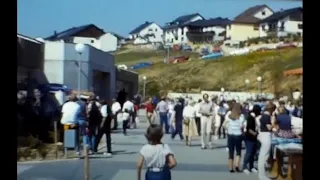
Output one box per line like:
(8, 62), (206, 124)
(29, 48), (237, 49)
(18, 116), (259, 180)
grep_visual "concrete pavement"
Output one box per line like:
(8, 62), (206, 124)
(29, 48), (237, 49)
(18, 114), (259, 180)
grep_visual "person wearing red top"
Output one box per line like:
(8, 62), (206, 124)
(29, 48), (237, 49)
(145, 98), (154, 124)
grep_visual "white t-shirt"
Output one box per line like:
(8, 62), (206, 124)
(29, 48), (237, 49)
(100, 105), (108, 118)
(111, 102), (121, 115)
(123, 101), (134, 112)
(140, 144), (173, 168)
(61, 102), (81, 125)
(225, 114), (245, 135)
(122, 112), (130, 121)
(183, 105), (196, 118)
(168, 103), (174, 114)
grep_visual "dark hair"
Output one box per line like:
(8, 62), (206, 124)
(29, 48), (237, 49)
(145, 124), (163, 144)
(100, 100), (108, 105)
(203, 93), (209, 99)
(265, 102), (276, 114)
(251, 105), (261, 117)
(124, 108), (129, 113)
(229, 103), (242, 120)
(198, 99), (202, 103)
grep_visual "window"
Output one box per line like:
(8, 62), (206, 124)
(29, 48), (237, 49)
(298, 24), (303, 29)
(171, 39), (173, 43)
(91, 40), (94, 43)
(148, 28), (153, 31)
(262, 11), (266, 15)
(155, 28), (157, 32)
(262, 25), (265, 30)
(181, 37), (184, 42)
(181, 28), (184, 35)
(253, 25), (259, 31)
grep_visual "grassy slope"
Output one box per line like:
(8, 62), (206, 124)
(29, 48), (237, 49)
(115, 48), (302, 96)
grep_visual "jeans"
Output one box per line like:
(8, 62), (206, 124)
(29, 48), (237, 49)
(77, 120), (88, 152)
(88, 125), (98, 152)
(159, 112), (169, 133)
(218, 115), (226, 138)
(171, 121), (183, 140)
(145, 167), (171, 180)
(227, 134), (243, 159)
(123, 120), (129, 135)
(243, 139), (258, 170)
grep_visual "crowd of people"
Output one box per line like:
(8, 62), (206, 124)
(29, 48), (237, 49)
(59, 93), (140, 157)
(139, 93), (303, 180)
(54, 90), (303, 180)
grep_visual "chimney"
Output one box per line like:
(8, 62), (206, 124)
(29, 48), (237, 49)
(145, 21), (149, 24)
(54, 31), (57, 35)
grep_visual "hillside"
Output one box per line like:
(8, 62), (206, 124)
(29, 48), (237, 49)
(114, 48), (302, 96)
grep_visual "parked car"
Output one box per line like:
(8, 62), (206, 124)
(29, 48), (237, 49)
(168, 56), (190, 64)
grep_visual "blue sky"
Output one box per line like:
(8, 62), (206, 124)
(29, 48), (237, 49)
(18, 0), (302, 38)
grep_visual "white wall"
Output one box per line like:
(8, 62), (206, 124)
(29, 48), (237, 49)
(44, 41), (116, 102)
(73, 37), (101, 49)
(99, 33), (118, 52)
(72, 34), (118, 52)
(164, 15), (204, 45)
(131, 23), (164, 44)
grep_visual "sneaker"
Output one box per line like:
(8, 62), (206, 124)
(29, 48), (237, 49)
(103, 152), (112, 157)
(251, 168), (258, 173)
(88, 150), (93, 155)
(226, 147), (229, 152)
(111, 141), (115, 144)
(76, 152), (81, 156)
(243, 169), (251, 175)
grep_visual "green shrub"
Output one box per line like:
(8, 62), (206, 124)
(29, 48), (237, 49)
(37, 144), (49, 160)
(22, 147), (32, 160)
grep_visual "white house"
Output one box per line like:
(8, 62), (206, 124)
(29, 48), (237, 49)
(163, 13), (204, 45)
(259, 7), (302, 37)
(45, 24), (124, 52)
(226, 5), (274, 42)
(128, 21), (163, 44)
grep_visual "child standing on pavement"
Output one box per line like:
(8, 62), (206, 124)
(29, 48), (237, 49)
(137, 124), (177, 180)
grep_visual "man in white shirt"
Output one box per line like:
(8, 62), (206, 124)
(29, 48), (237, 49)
(61, 94), (80, 126)
(122, 98), (135, 128)
(198, 94), (215, 149)
(60, 94), (81, 155)
(111, 98), (121, 130)
(94, 100), (112, 157)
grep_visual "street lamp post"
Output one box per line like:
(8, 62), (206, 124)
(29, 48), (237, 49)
(257, 76), (262, 98)
(75, 43), (85, 98)
(245, 79), (250, 92)
(143, 76), (147, 100)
